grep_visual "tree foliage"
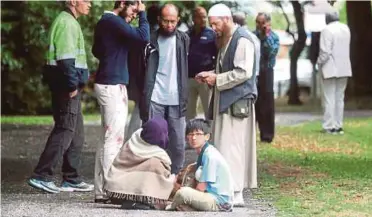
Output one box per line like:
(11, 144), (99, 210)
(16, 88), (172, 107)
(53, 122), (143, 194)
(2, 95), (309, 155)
(1, 0), (221, 115)
(1, 1), (63, 114)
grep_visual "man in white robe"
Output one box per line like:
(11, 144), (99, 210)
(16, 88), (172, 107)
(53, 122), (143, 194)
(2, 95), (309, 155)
(195, 3), (257, 207)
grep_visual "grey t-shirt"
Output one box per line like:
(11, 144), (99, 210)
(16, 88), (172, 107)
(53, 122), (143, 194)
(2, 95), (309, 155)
(151, 34), (179, 105)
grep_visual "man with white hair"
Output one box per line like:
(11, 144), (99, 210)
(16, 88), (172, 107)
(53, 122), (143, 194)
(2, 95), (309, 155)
(196, 3), (258, 206)
(317, 11), (352, 134)
(28, 0), (93, 194)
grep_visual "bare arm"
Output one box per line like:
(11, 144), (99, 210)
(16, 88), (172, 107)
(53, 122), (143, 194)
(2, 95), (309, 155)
(195, 182), (207, 192)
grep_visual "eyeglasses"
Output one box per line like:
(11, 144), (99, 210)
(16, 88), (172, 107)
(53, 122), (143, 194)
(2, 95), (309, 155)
(160, 18), (178, 25)
(187, 133), (206, 137)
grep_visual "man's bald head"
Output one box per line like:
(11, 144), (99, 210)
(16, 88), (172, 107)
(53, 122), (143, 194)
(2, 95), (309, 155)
(193, 6), (206, 18)
(160, 3), (179, 17)
(158, 3), (180, 36)
(193, 6), (207, 29)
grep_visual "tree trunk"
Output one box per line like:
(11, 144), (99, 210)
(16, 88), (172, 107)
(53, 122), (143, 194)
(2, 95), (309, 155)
(346, 1), (372, 98)
(288, 1), (307, 105)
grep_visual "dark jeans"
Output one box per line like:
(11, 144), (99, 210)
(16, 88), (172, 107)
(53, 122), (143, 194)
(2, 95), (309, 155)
(32, 91), (84, 183)
(149, 101), (185, 174)
(256, 73), (275, 142)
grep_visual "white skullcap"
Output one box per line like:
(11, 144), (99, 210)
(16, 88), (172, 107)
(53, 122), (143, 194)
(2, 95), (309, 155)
(208, 3), (232, 17)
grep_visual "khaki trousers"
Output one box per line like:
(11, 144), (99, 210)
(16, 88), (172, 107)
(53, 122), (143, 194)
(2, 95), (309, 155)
(170, 187), (219, 211)
(186, 78), (211, 120)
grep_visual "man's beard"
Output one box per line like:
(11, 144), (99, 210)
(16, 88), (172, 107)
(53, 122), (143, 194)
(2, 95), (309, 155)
(216, 36), (224, 49)
(158, 27), (176, 37)
(215, 34), (229, 49)
(118, 8), (129, 23)
(215, 27), (233, 49)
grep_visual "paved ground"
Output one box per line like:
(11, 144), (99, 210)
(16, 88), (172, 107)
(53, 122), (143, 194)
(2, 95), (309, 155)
(275, 110), (372, 126)
(2, 110), (371, 216)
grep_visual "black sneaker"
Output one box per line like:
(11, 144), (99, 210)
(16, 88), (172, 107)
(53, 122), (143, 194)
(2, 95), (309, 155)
(94, 197), (111, 204)
(321, 128), (336, 134)
(121, 201), (153, 210)
(335, 128), (344, 135)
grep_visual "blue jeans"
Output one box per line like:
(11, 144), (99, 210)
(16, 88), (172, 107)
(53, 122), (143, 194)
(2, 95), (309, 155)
(149, 101), (185, 174)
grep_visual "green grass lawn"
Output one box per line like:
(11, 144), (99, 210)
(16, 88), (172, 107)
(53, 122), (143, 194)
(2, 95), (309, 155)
(1, 101), (136, 125)
(1, 114), (101, 125)
(256, 118), (372, 217)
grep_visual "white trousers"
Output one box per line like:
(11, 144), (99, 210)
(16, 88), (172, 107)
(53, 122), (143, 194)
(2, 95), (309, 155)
(94, 84), (128, 198)
(186, 78), (211, 121)
(321, 77), (348, 130)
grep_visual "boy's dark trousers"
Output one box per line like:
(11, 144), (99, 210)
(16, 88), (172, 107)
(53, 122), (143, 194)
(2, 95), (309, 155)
(255, 68), (275, 143)
(32, 90), (84, 183)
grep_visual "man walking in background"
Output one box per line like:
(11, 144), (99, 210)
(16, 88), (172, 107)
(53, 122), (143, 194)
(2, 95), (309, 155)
(254, 12), (279, 143)
(28, 0), (93, 193)
(92, 0), (149, 203)
(186, 6), (217, 121)
(317, 11), (352, 134)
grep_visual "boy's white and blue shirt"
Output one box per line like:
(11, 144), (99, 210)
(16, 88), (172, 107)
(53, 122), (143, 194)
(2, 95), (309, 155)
(196, 143), (234, 209)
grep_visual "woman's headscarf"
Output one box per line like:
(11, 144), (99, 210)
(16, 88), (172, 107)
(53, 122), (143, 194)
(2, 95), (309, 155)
(140, 116), (169, 149)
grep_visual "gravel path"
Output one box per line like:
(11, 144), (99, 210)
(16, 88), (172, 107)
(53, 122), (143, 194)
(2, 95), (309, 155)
(1, 125), (275, 217)
(275, 110), (372, 126)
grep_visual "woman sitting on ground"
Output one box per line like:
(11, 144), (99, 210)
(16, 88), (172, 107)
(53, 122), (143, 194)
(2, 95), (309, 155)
(104, 117), (175, 210)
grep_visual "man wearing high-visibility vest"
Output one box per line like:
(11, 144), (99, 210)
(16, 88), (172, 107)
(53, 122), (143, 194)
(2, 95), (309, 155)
(28, 0), (93, 194)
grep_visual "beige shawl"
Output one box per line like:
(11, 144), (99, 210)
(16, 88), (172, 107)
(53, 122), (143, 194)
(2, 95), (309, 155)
(104, 129), (175, 204)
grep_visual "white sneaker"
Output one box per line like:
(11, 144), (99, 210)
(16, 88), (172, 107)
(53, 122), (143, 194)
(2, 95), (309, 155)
(233, 191), (245, 207)
(60, 181), (94, 192)
(165, 204), (173, 211)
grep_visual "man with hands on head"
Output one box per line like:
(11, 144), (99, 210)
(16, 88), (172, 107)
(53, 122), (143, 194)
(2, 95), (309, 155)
(92, 0), (150, 203)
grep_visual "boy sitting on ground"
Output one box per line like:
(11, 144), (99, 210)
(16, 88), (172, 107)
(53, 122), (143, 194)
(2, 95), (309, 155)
(167, 119), (235, 212)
